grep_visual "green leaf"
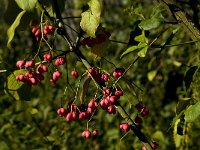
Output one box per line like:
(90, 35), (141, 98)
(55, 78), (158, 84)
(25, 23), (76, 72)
(147, 70), (157, 81)
(38, 0), (65, 18)
(120, 46), (139, 58)
(7, 10), (26, 47)
(80, 0), (101, 37)
(137, 45), (148, 57)
(185, 101), (200, 123)
(80, 77), (91, 103)
(184, 66), (198, 91)
(139, 17), (163, 30)
(134, 30), (148, 43)
(173, 119), (183, 148)
(150, 4), (164, 19)
(15, 0), (37, 11)
(176, 100), (190, 114)
(4, 70), (31, 101)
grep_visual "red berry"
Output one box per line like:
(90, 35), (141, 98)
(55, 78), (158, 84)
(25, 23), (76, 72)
(88, 99), (98, 109)
(16, 74), (25, 81)
(52, 70), (62, 81)
(71, 70), (79, 78)
(135, 102), (145, 112)
(103, 88), (111, 96)
(32, 27), (39, 34)
(43, 53), (53, 62)
(25, 60), (35, 68)
(82, 130), (91, 139)
(100, 98), (110, 109)
(37, 64), (48, 74)
(28, 77), (38, 85)
(65, 112), (73, 121)
(93, 130), (98, 137)
(141, 107), (149, 117)
(119, 123), (130, 132)
(101, 74), (109, 82)
(107, 105), (116, 114)
(34, 28), (41, 37)
(109, 95), (118, 105)
(16, 60), (25, 68)
(57, 107), (67, 117)
(55, 57), (66, 66)
(72, 112), (78, 121)
(115, 90), (124, 97)
(134, 115), (143, 124)
(87, 107), (94, 115)
(79, 112), (87, 120)
(113, 68), (125, 78)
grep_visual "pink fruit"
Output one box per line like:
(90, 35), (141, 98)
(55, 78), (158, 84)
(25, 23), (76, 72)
(109, 95), (118, 105)
(93, 130), (98, 137)
(25, 60), (35, 68)
(88, 99), (98, 109)
(16, 60), (25, 68)
(52, 70), (62, 81)
(57, 107), (67, 117)
(71, 70), (79, 78)
(43, 53), (53, 62)
(119, 123), (130, 132)
(55, 57), (66, 66)
(115, 90), (124, 97)
(82, 130), (91, 139)
(107, 105), (116, 114)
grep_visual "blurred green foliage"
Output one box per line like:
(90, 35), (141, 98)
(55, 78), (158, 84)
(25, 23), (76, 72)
(0, 0), (200, 150)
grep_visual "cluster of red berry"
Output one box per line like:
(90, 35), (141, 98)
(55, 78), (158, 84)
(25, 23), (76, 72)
(81, 31), (111, 47)
(15, 53), (67, 86)
(31, 22), (55, 41)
